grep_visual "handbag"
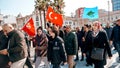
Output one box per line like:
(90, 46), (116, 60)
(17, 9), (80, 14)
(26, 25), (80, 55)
(91, 47), (104, 60)
(91, 32), (104, 60)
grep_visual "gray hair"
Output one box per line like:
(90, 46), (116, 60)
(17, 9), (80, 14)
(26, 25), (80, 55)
(2, 24), (14, 30)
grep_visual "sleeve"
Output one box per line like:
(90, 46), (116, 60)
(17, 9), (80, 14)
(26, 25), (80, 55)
(73, 33), (78, 55)
(8, 32), (27, 53)
(59, 41), (67, 62)
(47, 41), (52, 61)
(104, 32), (112, 57)
(110, 27), (114, 41)
(83, 32), (93, 53)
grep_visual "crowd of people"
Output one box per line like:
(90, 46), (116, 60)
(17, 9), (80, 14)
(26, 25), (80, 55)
(0, 18), (120, 68)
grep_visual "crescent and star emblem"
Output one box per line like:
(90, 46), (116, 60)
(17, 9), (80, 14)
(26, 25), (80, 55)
(26, 23), (31, 29)
(49, 12), (57, 20)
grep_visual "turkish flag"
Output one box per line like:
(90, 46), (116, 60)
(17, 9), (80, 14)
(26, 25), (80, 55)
(21, 18), (36, 36)
(46, 6), (54, 21)
(46, 6), (63, 27)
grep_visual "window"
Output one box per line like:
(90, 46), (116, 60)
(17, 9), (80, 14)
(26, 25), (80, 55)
(116, 16), (118, 19)
(111, 17), (113, 20)
(73, 22), (75, 25)
(65, 22), (68, 24)
(69, 21), (72, 24)
(36, 22), (39, 26)
(36, 16), (39, 21)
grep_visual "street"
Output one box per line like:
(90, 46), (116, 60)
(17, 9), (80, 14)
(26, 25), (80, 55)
(24, 47), (120, 68)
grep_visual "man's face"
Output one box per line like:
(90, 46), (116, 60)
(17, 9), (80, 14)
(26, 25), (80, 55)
(83, 26), (88, 32)
(2, 26), (11, 35)
(65, 27), (71, 33)
(117, 20), (120, 26)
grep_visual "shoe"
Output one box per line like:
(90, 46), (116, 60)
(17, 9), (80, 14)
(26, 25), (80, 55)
(61, 62), (64, 66)
(73, 63), (76, 68)
(86, 64), (90, 66)
(117, 60), (120, 63)
(74, 59), (79, 61)
(80, 59), (84, 61)
(86, 64), (93, 66)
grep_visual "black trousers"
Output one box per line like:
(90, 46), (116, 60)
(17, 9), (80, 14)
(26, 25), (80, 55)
(86, 52), (92, 65)
(92, 59), (104, 68)
(0, 66), (10, 68)
(52, 64), (61, 68)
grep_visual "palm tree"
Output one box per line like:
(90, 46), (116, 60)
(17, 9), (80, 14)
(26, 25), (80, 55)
(35, 0), (65, 28)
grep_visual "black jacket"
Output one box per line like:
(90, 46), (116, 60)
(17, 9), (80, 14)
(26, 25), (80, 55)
(47, 36), (66, 64)
(7, 30), (28, 62)
(84, 31), (112, 65)
(104, 27), (113, 40)
(0, 30), (9, 66)
(110, 25), (120, 42)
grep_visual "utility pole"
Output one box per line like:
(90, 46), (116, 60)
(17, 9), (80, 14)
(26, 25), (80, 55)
(0, 9), (1, 14)
(108, 0), (110, 22)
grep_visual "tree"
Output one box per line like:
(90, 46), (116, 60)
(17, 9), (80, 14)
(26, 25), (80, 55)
(35, 0), (65, 28)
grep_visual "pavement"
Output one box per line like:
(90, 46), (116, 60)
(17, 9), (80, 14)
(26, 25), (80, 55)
(24, 47), (120, 68)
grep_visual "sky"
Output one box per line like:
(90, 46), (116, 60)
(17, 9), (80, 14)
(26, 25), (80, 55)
(0, 0), (112, 16)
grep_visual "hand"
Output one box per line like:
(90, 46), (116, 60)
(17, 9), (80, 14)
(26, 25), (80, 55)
(64, 62), (67, 65)
(0, 49), (8, 55)
(82, 37), (85, 42)
(8, 62), (12, 66)
(109, 41), (113, 46)
(35, 46), (40, 50)
(83, 53), (86, 56)
(109, 57), (112, 59)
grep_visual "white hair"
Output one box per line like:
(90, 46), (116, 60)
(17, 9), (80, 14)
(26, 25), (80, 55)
(2, 24), (14, 30)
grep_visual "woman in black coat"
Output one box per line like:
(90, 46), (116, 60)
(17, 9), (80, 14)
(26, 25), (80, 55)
(84, 21), (112, 68)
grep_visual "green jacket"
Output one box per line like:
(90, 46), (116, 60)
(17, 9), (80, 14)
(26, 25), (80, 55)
(7, 30), (28, 62)
(64, 32), (78, 55)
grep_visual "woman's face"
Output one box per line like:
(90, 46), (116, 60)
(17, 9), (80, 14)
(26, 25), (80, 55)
(37, 29), (42, 36)
(92, 23), (98, 31)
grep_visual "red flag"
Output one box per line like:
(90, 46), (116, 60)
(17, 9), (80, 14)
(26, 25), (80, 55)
(21, 18), (35, 36)
(52, 12), (63, 27)
(46, 6), (54, 21)
(46, 6), (63, 27)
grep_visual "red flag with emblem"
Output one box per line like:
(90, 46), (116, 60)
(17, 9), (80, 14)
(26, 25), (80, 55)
(46, 6), (63, 27)
(21, 18), (35, 36)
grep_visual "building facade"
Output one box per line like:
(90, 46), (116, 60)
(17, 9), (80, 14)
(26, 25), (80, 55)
(98, 9), (120, 24)
(75, 7), (120, 27)
(0, 14), (3, 25)
(16, 10), (46, 30)
(112, 0), (120, 11)
(0, 14), (17, 27)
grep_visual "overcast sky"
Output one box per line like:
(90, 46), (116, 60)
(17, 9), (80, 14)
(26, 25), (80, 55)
(0, 0), (112, 16)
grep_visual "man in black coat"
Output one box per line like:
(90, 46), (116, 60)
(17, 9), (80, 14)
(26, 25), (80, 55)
(110, 18), (120, 62)
(0, 24), (28, 68)
(74, 27), (84, 61)
(0, 26), (10, 68)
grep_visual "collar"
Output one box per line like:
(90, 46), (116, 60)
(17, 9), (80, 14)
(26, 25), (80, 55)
(7, 30), (15, 39)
